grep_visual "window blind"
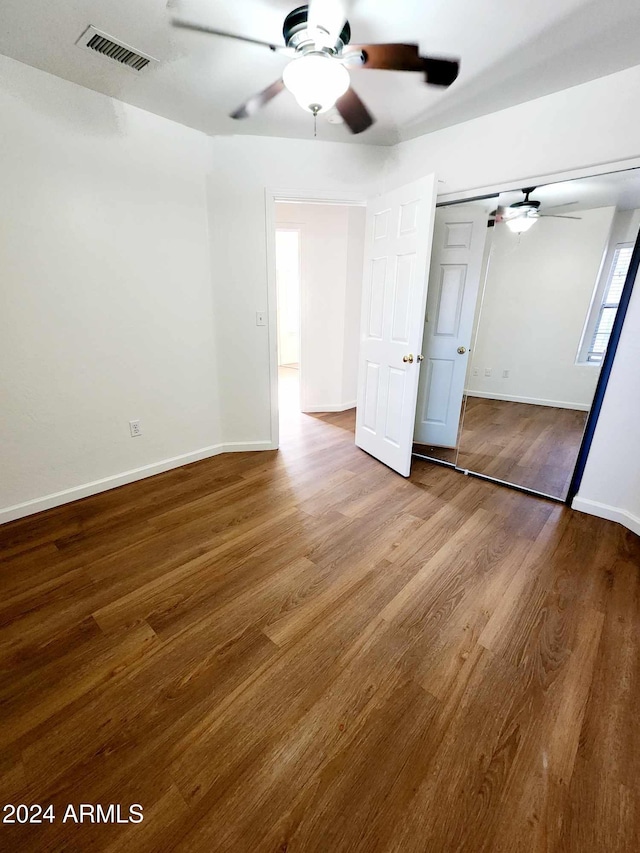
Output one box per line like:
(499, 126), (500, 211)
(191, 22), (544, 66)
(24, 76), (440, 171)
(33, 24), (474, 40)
(587, 245), (633, 363)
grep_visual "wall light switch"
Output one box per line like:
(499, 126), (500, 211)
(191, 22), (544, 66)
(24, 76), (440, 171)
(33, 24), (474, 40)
(484, 368), (492, 377)
(129, 419), (142, 438)
(256, 312), (266, 326)
(502, 369), (510, 378)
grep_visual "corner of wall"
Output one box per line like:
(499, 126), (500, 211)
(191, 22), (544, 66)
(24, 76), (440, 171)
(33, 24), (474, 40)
(571, 497), (640, 538)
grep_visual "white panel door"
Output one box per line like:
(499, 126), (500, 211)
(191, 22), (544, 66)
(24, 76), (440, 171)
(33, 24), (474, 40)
(414, 205), (489, 447)
(355, 175), (437, 476)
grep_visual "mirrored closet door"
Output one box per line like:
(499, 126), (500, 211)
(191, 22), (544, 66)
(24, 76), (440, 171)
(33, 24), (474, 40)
(413, 168), (640, 500)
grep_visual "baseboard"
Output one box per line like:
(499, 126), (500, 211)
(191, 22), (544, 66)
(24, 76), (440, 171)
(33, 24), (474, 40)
(302, 401), (357, 413)
(465, 390), (590, 412)
(0, 440), (275, 525)
(222, 441), (277, 453)
(572, 497), (640, 537)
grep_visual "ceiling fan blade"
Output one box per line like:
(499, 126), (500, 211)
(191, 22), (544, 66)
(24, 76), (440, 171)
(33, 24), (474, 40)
(173, 19), (292, 55)
(539, 214), (582, 220)
(347, 44), (460, 85)
(423, 57), (460, 86)
(230, 79), (285, 120)
(308, 0), (349, 47)
(335, 87), (375, 134)
(348, 44), (423, 71)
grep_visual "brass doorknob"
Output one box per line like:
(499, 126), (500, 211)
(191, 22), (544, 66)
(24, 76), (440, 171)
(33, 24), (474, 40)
(457, 346), (467, 355)
(417, 354), (424, 362)
(403, 354), (414, 363)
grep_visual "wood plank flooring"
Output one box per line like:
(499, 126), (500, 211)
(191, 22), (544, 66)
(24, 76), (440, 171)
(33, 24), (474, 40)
(414, 395), (589, 498)
(0, 393), (638, 851)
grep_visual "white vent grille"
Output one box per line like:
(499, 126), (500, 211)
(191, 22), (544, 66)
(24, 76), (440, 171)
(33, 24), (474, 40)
(76, 26), (158, 72)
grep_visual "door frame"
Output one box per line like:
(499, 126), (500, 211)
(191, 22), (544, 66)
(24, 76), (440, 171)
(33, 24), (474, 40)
(265, 188), (366, 449)
(420, 156), (640, 505)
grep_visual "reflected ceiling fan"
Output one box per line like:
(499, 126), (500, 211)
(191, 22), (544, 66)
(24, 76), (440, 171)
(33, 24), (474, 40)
(491, 187), (582, 233)
(173, 0), (460, 134)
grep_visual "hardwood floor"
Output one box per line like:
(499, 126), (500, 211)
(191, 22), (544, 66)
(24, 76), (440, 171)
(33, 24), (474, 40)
(414, 396), (589, 498)
(1, 398), (638, 851)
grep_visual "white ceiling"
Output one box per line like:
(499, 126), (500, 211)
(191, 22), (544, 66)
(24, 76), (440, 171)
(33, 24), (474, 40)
(1, 0), (640, 146)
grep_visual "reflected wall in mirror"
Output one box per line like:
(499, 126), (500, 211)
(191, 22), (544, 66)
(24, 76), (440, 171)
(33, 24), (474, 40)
(414, 168), (640, 500)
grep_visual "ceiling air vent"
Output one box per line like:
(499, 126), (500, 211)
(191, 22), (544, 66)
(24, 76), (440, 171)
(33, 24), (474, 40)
(75, 26), (158, 73)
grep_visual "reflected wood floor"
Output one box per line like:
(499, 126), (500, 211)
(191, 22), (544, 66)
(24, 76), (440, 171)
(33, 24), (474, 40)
(1, 404), (639, 851)
(415, 396), (589, 498)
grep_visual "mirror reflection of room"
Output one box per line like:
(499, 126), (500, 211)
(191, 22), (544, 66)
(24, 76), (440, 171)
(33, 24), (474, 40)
(414, 168), (640, 501)
(413, 199), (494, 466)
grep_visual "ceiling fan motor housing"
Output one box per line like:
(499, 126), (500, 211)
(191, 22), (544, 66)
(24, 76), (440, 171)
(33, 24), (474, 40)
(510, 199), (540, 212)
(510, 187), (540, 213)
(283, 4), (351, 53)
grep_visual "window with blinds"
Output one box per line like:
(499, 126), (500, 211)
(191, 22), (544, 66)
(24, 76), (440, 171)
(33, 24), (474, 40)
(585, 244), (633, 363)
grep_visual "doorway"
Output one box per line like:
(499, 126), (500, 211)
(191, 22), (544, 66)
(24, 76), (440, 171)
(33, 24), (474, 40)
(275, 227), (302, 432)
(271, 198), (367, 444)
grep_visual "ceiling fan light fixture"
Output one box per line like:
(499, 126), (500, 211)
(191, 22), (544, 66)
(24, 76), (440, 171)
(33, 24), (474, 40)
(283, 53), (350, 113)
(506, 213), (537, 234)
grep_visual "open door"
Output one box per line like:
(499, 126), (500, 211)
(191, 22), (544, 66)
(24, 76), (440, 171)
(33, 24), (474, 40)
(355, 175), (437, 476)
(414, 205), (489, 447)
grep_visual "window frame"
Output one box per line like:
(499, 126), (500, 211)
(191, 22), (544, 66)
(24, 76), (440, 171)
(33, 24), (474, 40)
(577, 240), (634, 365)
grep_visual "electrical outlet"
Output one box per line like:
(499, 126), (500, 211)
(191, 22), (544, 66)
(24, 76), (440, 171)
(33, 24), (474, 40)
(484, 368), (492, 377)
(129, 419), (142, 438)
(502, 369), (510, 378)
(472, 368), (479, 377)
(256, 311), (266, 326)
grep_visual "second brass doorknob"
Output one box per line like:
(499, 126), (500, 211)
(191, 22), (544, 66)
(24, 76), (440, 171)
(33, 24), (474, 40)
(403, 354), (414, 363)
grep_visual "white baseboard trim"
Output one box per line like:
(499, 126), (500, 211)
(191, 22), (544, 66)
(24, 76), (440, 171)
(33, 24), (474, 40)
(572, 497), (640, 537)
(0, 440), (275, 525)
(302, 401), (357, 413)
(465, 390), (590, 412)
(222, 440), (277, 453)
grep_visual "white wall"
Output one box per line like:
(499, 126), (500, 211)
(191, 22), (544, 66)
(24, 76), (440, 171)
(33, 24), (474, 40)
(574, 264), (640, 536)
(275, 202), (365, 412)
(207, 136), (386, 444)
(0, 55), (221, 522)
(385, 65), (640, 197)
(612, 209), (640, 244)
(466, 207), (615, 409)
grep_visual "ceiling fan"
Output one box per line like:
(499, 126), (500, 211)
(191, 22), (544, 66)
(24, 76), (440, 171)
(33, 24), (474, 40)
(491, 187), (582, 233)
(173, 0), (460, 134)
